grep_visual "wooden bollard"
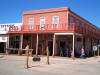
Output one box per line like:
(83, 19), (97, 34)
(24, 45), (29, 69)
(46, 46), (49, 64)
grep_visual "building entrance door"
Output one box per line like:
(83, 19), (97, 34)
(60, 41), (66, 56)
(0, 42), (5, 53)
(48, 41), (53, 56)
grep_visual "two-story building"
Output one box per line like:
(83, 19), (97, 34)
(7, 7), (100, 57)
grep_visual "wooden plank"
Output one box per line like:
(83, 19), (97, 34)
(6, 48), (34, 56)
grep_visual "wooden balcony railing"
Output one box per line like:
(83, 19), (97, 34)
(8, 23), (75, 32)
(8, 23), (100, 39)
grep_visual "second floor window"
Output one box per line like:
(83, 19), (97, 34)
(69, 17), (73, 29)
(53, 16), (59, 24)
(29, 18), (34, 29)
(40, 17), (45, 30)
(76, 20), (79, 30)
(53, 16), (59, 29)
(40, 17), (45, 25)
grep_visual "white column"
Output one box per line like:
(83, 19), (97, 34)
(52, 34), (55, 57)
(36, 34), (39, 56)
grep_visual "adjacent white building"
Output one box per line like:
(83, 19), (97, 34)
(0, 23), (22, 53)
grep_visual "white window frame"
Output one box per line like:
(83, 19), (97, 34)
(40, 17), (45, 30)
(29, 18), (34, 29)
(76, 20), (79, 30)
(52, 16), (59, 29)
(69, 17), (73, 29)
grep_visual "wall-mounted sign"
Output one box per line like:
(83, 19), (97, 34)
(98, 45), (100, 47)
(93, 46), (97, 51)
(0, 35), (7, 42)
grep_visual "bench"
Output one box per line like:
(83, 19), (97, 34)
(6, 48), (34, 56)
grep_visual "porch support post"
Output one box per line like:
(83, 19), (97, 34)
(31, 34), (33, 49)
(20, 34), (23, 49)
(18, 34), (23, 55)
(36, 33), (39, 56)
(52, 34), (55, 58)
(7, 34), (10, 48)
(72, 34), (75, 60)
(6, 34), (10, 55)
(82, 36), (83, 47)
(98, 40), (100, 56)
(98, 46), (100, 57)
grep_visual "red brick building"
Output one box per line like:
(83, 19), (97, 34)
(8, 7), (100, 57)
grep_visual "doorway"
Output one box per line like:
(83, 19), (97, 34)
(48, 41), (53, 56)
(0, 42), (5, 53)
(60, 41), (66, 56)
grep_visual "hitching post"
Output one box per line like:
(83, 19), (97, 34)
(46, 46), (49, 64)
(24, 45), (29, 69)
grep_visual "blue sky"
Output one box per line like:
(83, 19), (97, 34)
(0, 0), (100, 28)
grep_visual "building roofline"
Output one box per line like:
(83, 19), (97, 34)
(23, 7), (70, 15)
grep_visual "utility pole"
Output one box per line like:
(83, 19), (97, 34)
(24, 45), (29, 69)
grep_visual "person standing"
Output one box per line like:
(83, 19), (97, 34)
(60, 46), (64, 56)
(80, 46), (85, 58)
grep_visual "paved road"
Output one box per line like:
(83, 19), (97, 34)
(0, 55), (100, 75)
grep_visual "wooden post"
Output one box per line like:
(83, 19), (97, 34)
(72, 34), (75, 60)
(41, 35), (44, 55)
(98, 46), (99, 57)
(24, 45), (29, 69)
(46, 46), (49, 64)
(6, 34), (10, 55)
(8, 34), (10, 48)
(36, 34), (39, 56)
(21, 34), (23, 49)
(52, 34), (55, 58)
(94, 51), (95, 57)
(42, 43), (43, 55)
(82, 36), (83, 47)
(19, 34), (23, 55)
(31, 34), (34, 49)
(98, 48), (100, 56)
